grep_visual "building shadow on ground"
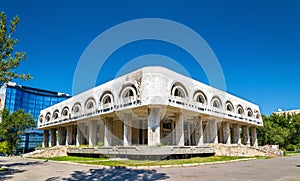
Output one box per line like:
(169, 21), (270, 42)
(0, 168), (25, 180)
(47, 167), (169, 181)
(3, 161), (42, 168)
(0, 160), (43, 180)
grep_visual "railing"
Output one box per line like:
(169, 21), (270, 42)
(39, 96), (262, 128)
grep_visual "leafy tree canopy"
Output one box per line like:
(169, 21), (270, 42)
(258, 113), (300, 151)
(0, 11), (31, 84)
(0, 109), (35, 155)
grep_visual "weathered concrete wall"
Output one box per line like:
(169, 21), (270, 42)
(208, 144), (268, 157)
(23, 146), (67, 158)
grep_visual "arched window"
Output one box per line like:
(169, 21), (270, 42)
(39, 116), (43, 124)
(120, 85), (137, 99)
(100, 91), (114, 111)
(237, 105), (244, 115)
(100, 91), (114, 105)
(103, 96), (111, 104)
(72, 103), (81, 113)
(247, 108), (253, 117)
(256, 113), (260, 119)
(62, 107), (69, 116)
(213, 100), (220, 108)
(211, 96), (222, 109)
(45, 113), (51, 122)
(53, 110), (59, 120)
(254, 110), (260, 119)
(193, 90), (207, 105)
(123, 89), (134, 97)
(226, 101), (234, 112)
(85, 98), (96, 110)
(197, 95), (205, 103)
(87, 101), (94, 109)
(74, 106), (80, 113)
(171, 83), (187, 98)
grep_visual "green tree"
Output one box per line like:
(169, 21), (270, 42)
(258, 113), (300, 150)
(0, 141), (9, 154)
(0, 11), (31, 84)
(0, 109), (35, 155)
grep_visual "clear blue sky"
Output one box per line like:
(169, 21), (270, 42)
(1, 0), (300, 115)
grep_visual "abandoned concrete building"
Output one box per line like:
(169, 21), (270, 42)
(38, 66), (263, 157)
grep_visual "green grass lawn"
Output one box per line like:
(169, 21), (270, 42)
(286, 151), (300, 156)
(42, 156), (267, 167)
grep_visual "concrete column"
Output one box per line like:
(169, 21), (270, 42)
(43, 130), (49, 147)
(66, 125), (73, 145)
(232, 124), (241, 144)
(222, 122), (231, 144)
(98, 119), (105, 144)
(57, 128), (61, 146)
(208, 120), (218, 143)
(187, 122), (191, 145)
(58, 127), (67, 146)
(217, 123), (223, 144)
(242, 126), (250, 146)
(123, 113), (132, 146)
(250, 126), (258, 147)
(203, 121), (209, 143)
(104, 118), (113, 146)
(72, 125), (77, 145)
(76, 123), (84, 146)
(147, 107), (161, 146)
(88, 120), (97, 147)
(195, 117), (203, 146)
(50, 129), (56, 147)
(174, 113), (184, 146)
(172, 119), (176, 145)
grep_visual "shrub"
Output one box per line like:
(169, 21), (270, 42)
(286, 144), (297, 151)
(0, 141), (9, 154)
(280, 148), (287, 156)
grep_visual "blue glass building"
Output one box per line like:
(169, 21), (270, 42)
(1, 82), (70, 153)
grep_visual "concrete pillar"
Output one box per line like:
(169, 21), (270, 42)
(140, 120), (145, 145)
(222, 122), (231, 144)
(187, 122), (191, 145)
(98, 119), (105, 144)
(50, 129), (56, 147)
(66, 125), (73, 145)
(175, 113), (184, 146)
(104, 118), (113, 146)
(242, 126), (250, 146)
(43, 130), (49, 147)
(203, 121), (209, 143)
(195, 117), (203, 146)
(57, 127), (66, 146)
(147, 107), (161, 146)
(123, 113), (132, 146)
(88, 120), (97, 147)
(218, 123), (223, 144)
(208, 120), (218, 143)
(232, 124), (241, 144)
(76, 123), (84, 146)
(172, 119), (176, 145)
(250, 126), (258, 147)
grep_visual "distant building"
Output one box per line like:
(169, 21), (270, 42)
(274, 109), (300, 115)
(0, 82), (70, 153)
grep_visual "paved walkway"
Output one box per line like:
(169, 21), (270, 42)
(0, 155), (300, 181)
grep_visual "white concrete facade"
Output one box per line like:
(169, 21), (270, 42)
(38, 66), (263, 149)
